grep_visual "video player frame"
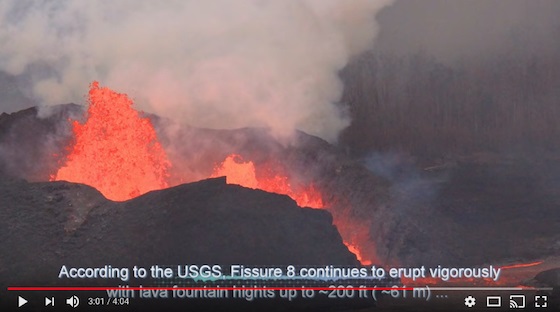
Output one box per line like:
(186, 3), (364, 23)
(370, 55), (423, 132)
(1, 0), (559, 311)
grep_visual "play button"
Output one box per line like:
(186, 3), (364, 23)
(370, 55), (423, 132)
(18, 296), (28, 307)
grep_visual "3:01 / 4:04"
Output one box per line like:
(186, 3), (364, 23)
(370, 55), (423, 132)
(88, 297), (130, 306)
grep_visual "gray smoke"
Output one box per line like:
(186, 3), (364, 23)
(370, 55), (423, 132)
(0, 0), (393, 142)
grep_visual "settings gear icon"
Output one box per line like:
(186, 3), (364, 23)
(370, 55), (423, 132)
(464, 295), (476, 308)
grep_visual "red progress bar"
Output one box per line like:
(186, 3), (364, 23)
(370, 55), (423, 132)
(9, 287), (413, 291)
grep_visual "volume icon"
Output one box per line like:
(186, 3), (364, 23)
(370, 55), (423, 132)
(66, 295), (79, 308)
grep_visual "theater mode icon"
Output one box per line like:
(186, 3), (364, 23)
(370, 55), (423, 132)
(486, 295), (501, 308)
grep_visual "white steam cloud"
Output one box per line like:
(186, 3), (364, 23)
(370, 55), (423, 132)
(0, 0), (392, 142)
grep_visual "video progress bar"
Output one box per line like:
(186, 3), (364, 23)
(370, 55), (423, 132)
(429, 287), (553, 291)
(8, 286), (413, 291)
(8, 286), (553, 291)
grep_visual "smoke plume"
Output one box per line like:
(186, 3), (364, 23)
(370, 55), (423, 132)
(0, 0), (393, 142)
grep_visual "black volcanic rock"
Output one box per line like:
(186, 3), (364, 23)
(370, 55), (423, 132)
(0, 104), (82, 181)
(535, 268), (560, 287)
(0, 176), (357, 290)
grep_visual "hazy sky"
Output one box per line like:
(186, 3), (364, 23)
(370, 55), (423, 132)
(1, 0), (559, 139)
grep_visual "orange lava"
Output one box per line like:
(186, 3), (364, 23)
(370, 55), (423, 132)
(51, 81), (170, 201)
(211, 154), (259, 189)
(211, 154), (375, 264)
(499, 261), (543, 270)
(345, 243), (372, 265)
(211, 154), (323, 208)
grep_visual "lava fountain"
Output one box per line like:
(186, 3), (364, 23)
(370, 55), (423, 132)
(51, 82), (373, 264)
(51, 81), (171, 201)
(211, 154), (323, 208)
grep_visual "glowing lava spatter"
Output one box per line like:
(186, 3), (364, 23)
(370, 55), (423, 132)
(52, 81), (171, 201)
(211, 154), (373, 264)
(211, 154), (259, 189)
(211, 154), (323, 208)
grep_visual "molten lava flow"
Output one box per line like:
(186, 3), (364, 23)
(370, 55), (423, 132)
(212, 154), (375, 264)
(52, 81), (171, 201)
(333, 216), (376, 265)
(258, 174), (324, 208)
(500, 261), (543, 270)
(211, 154), (259, 189)
(211, 154), (323, 208)
(345, 243), (371, 265)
